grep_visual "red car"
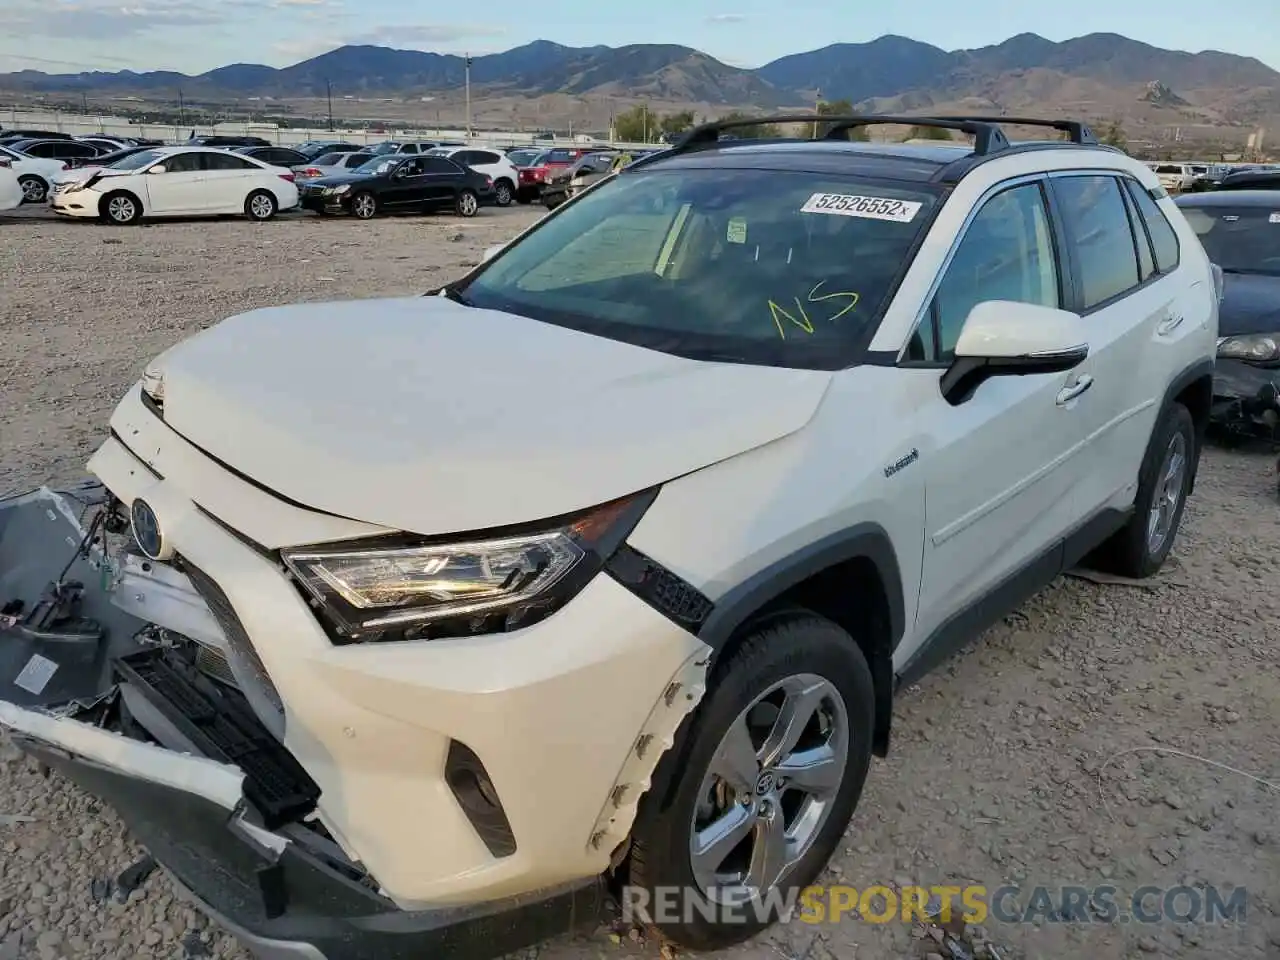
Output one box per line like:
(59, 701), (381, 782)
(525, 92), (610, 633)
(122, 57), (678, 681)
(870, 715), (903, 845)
(511, 147), (609, 204)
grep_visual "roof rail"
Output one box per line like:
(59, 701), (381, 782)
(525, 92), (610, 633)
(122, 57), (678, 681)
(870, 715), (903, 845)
(671, 114), (1011, 156)
(928, 115), (1097, 145)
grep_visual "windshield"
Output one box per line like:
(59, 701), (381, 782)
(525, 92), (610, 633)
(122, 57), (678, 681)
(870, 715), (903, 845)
(458, 168), (940, 368)
(354, 156), (399, 176)
(109, 149), (165, 170)
(368, 142), (400, 155)
(1180, 205), (1280, 275)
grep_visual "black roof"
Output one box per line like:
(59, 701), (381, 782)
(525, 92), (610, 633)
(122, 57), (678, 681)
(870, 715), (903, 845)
(1175, 190), (1280, 207)
(629, 113), (1123, 185)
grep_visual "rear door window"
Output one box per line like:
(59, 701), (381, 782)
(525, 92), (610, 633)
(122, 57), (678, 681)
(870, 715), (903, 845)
(1052, 175), (1141, 309)
(423, 157), (462, 175)
(203, 153), (257, 171)
(162, 152), (204, 173)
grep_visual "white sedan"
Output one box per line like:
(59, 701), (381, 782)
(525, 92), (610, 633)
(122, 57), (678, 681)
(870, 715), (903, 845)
(49, 146), (300, 225)
(0, 144), (67, 204)
(0, 163), (22, 212)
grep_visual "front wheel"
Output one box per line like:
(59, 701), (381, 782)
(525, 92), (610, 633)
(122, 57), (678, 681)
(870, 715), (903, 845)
(18, 175), (47, 204)
(350, 191), (377, 220)
(100, 191), (142, 225)
(1090, 402), (1196, 577)
(245, 189), (277, 221)
(628, 613), (874, 950)
(455, 189), (479, 218)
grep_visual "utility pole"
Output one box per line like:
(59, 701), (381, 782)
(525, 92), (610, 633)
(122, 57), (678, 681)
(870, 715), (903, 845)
(326, 78), (334, 131)
(464, 53), (472, 140)
(177, 88), (186, 135)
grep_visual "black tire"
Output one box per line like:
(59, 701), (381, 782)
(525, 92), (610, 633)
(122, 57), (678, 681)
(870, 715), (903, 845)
(18, 175), (47, 204)
(516, 194), (532, 205)
(455, 189), (479, 218)
(1090, 402), (1196, 578)
(244, 189), (277, 221)
(493, 178), (514, 207)
(100, 191), (142, 225)
(350, 191), (378, 220)
(628, 613), (874, 950)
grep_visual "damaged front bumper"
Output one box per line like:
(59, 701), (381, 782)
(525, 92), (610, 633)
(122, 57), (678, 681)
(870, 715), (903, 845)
(0, 483), (707, 959)
(1211, 358), (1280, 439)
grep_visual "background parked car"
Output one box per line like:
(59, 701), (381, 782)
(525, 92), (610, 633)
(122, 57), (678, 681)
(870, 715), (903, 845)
(49, 146), (299, 225)
(75, 135), (134, 154)
(0, 144), (67, 203)
(0, 161), (22, 212)
(298, 153), (491, 220)
(426, 146), (518, 206)
(365, 140), (440, 156)
(1153, 163), (1197, 192)
(1216, 169), (1280, 191)
(52, 144), (161, 181)
(295, 151), (374, 182)
(0, 129), (72, 144)
(6, 138), (108, 169)
(234, 145), (312, 169)
(1176, 190), (1280, 438)
(539, 152), (617, 209)
(513, 149), (551, 203)
(187, 135), (272, 148)
(292, 140), (363, 160)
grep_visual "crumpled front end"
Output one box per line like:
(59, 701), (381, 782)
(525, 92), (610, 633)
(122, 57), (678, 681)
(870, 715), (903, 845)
(0, 425), (710, 958)
(1210, 359), (1280, 440)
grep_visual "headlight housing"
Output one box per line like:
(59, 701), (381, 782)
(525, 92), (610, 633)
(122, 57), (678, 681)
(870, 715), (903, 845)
(281, 489), (657, 643)
(1217, 334), (1280, 363)
(326, 184), (351, 195)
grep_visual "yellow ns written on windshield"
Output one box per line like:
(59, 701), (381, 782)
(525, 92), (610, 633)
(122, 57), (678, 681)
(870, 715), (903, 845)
(769, 282), (860, 340)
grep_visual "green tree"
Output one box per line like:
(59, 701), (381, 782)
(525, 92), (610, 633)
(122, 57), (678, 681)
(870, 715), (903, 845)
(660, 110), (696, 137)
(714, 109), (782, 139)
(614, 104), (660, 142)
(906, 124), (953, 141)
(1101, 120), (1127, 150)
(814, 99), (868, 140)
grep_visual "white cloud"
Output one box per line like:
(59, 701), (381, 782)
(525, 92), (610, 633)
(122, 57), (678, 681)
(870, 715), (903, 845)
(0, 0), (260, 40)
(705, 13), (747, 23)
(345, 24), (506, 48)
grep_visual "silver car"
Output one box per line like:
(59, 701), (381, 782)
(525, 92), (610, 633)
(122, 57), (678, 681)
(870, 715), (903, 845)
(295, 151), (374, 181)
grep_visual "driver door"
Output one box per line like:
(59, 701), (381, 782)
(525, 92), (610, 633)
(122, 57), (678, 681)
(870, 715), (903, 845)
(141, 151), (208, 215)
(909, 179), (1096, 650)
(382, 157), (427, 208)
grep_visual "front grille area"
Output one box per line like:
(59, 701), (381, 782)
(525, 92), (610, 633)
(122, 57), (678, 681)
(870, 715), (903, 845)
(194, 642), (238, 687)
(180, 560), (287, 741)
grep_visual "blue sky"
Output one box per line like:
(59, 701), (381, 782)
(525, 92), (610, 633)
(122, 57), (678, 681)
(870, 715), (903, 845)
(0, 0), (1276, 75)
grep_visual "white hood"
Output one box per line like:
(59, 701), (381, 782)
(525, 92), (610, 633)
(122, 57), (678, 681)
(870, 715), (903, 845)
(152, 296), (832, 536)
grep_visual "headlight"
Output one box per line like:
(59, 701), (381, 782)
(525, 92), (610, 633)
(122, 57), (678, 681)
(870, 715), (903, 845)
(281, 489), (656, 642)
(1217, 334), (1280, 362)
(327, 184), (351, 195)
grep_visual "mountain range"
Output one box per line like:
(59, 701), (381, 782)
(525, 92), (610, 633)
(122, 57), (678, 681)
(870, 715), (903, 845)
(4, 33), (1280, 126)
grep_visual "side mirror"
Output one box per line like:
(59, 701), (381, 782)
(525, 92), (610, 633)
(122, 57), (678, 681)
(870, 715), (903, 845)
(148, 164), (167, 174)
(940, 300), (1088, 405)
(481, 243), (504, 263)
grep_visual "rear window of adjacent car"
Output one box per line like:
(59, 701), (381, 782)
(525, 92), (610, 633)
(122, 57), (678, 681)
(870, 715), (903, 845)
(460, 168), (940, 369)
(1155, 165), (1183, 174)
(547, 149), (577, 162)
(1123, 179), (1180, 273)
(204, 153), (257, 170)
(1177, 205), (1280, 276)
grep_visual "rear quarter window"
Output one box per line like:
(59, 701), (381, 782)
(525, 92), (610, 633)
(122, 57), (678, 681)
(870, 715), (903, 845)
(1124, 179), (1181, 273)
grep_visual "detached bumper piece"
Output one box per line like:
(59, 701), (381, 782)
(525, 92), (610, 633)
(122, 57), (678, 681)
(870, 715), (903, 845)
(113, 646), (319, 830)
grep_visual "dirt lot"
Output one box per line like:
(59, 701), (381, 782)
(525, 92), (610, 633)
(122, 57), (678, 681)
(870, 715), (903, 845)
(1, 205), (1278, 960)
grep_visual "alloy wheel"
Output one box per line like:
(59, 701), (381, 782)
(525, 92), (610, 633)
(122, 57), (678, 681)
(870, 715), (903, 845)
(249, 194), (275, 220)
(458, 192), (478, 216)
(20, 178), (45, 203)
(108, 196), (136, 223)
(495, 183), (512, 205)
(689, 673), (848, 903)
(353, 194), (376, 219)
(1146, 431), (1187, 555)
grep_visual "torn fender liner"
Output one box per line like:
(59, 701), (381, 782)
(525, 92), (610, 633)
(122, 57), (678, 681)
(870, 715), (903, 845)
(14, 734), (608, 960)
(0, 484), (151, 709)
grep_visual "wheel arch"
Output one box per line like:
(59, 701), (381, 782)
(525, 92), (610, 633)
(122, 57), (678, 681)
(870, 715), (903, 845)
(696, 523), (905, 758)
(98, 188), (144, 220)
(1160, 358), (1213, 494)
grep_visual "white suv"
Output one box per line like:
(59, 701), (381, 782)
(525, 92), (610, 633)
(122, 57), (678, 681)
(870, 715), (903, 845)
(428, 146), (520, 206)
(0, 114), (1218, 960)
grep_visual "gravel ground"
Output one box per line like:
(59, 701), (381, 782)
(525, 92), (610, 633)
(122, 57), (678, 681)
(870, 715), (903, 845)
(1, 205), (1278, 960)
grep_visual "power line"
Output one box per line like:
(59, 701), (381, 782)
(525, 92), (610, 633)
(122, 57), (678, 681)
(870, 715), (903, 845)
(0, 49), (155, 72)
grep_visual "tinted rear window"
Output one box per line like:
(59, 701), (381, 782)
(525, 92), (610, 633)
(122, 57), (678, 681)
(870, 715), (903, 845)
(547, 149), (577, 162)
(460, 168), (940, 369)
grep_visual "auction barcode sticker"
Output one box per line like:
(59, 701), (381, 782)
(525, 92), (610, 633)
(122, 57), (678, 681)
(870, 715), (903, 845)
(801, 193), (922, 223)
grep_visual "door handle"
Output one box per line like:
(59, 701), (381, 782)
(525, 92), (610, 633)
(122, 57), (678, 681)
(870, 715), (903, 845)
(1056, 374), (1094, 405)
(1157, 313), (1185, 335)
